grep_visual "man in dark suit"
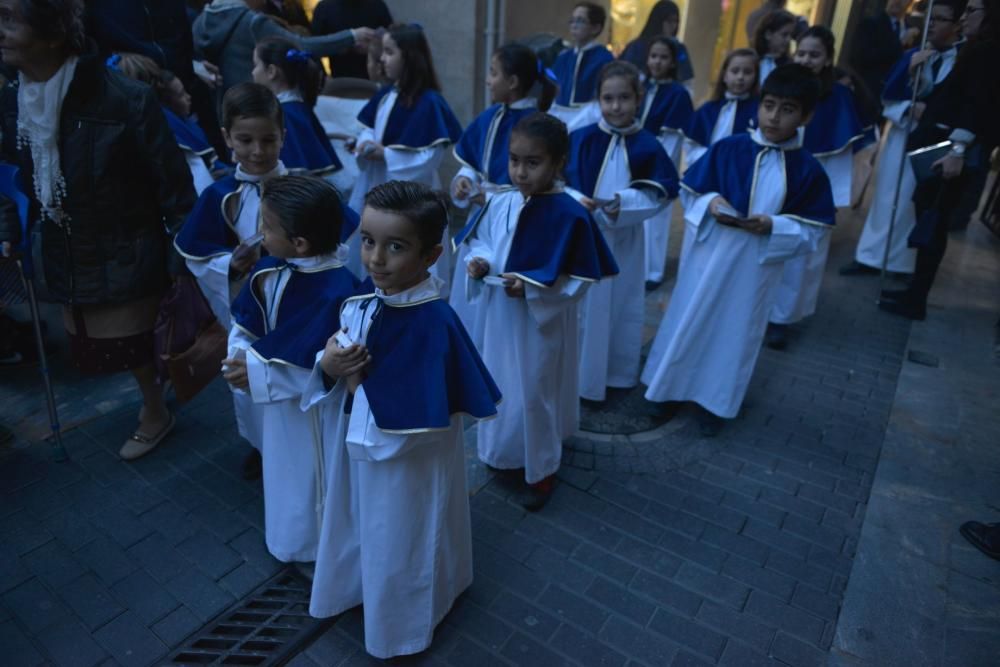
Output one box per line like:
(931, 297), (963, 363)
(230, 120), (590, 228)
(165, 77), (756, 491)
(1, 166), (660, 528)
(851, 0), (919, 107)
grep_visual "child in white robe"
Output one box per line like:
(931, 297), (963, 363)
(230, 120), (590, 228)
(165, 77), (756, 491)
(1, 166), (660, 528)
(752, 10), (795, 85)
(222, 176), (360, 565)
(548, 2), (613, 132)
(684, 49), (760, 167)
(174, 83), (288, 474)
(306, 181), (500, 659)
(641, 64), (835, 435)
(565, 61), (679, 402)
(458, 113), (618, 510)
(346, 24), (462, 292)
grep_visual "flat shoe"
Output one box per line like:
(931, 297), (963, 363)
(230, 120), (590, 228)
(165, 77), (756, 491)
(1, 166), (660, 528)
(959, 521), (1000, 560)
(120, 414), (175, 461)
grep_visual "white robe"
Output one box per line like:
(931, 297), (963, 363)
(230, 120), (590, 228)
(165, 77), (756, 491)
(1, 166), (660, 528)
(184, 149), (215, 196)
(319, 276), (473, 659)
(644, 130), (683, 282)
(464, 190), (589, 483)
(684, 93), (745, 167)
(642, 131), (826, 417)
(573, 134), (666, 401)
(239, 253), (345, 563)
(346, 89), (451, 294)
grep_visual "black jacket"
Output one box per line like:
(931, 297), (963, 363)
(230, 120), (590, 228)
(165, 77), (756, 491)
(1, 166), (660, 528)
(850, 13), (904, 104)
(0, 53), (196, 305)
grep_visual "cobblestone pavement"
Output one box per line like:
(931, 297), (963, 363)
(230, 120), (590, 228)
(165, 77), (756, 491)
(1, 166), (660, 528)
(1, 204), (997, 667)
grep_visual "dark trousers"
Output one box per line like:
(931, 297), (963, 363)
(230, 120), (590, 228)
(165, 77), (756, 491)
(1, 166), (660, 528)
(909, 170), (969, 304)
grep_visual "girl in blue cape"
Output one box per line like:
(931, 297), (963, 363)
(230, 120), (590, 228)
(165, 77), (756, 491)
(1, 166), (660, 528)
(640, 37), (692, 286)
(549, 2), (614, 132)
(347, 24), (462, 291)
(566, 61), (679, 403)
(753, 10), (796, 85)
(449, 42), (555, 345)
(685, 49), (760, 167)
(222, 175), (361, 568)
(642, 64), (835, 435)
(767, 27), (874, 347)
(252, 37), (351, 196)
(457, 112), (618, 510)
(301, 181), (499, 659)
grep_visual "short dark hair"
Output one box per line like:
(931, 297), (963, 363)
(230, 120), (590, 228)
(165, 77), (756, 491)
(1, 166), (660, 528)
(364, 180), (449, 253)
(511, 112), (569, 164)
(386, 23), (443, 107)
(575, 2), (607, 31)
(18, 0), (85, 55)
(647, 37), (679, 79)
(261, 175), (343, 255)
(597, 60), (642, 98)
(221, 82), (284, 131)
(760, 63), (821, 115)
(254, 37), (325, 107)
(752, 9), (797, 57)
(934, 0), (969, 19)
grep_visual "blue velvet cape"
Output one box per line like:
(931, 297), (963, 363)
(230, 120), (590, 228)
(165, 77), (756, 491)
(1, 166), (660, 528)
(802, 83), (873, 156)
(686, 97), (759, 148)
(640, 80), (694, 134)
(357, 86), (462, 149)
(682, 132), (835, 227)
(454, 189), (620, 287)
(162, 107), (227, 171)
(232, 255), (362, 368)
(882, 45), (963, 102)
(453, 103), (537, 184)
(344, 293), (501, 432)
(280, 100), (344, 175)
(565, 123), (680, 200)
(552, 45), (614, 107)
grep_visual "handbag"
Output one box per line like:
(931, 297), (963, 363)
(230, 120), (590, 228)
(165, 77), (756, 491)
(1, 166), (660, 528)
(153, 275), (227, 403)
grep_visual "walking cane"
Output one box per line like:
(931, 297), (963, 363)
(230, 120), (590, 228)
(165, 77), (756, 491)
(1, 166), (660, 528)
(1, 164), (67, 461)
(877, 0), (935, 299)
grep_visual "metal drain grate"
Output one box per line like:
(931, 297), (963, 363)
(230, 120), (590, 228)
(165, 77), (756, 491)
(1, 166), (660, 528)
(164, 568), (332, 666)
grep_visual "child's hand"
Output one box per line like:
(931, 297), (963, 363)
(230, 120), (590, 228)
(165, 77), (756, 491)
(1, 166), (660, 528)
(222, 356), (249, 389)
(453, 176), (475, 201)
(359, 141), (385, 161)
(909, 48), (935, 74)
(467, 257), (490, 279)
(739, 214), (773, 235)
(708, 196), (738, 222)
(470, 192), (487, 207)
(345, 372), (363, 395)
(320, 335), (370, 380)
(602, 195), (621, 221)
(230, 242), (260, 278)
(345, 137), (358, 152)
(580, 196), (599, 212)
(500, 273), (525, 298)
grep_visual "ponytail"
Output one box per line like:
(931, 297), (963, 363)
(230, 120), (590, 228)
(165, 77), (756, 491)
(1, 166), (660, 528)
(255, 37), (325, 107)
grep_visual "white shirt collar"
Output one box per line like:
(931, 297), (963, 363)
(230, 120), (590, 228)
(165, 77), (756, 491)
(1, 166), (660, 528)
(509, 97), (538, 110)
(575, 40), (603, 53)
(750, 126), (804, 151)
(725, 91), (751, 102)
(287, 249), (345, 271)
(235, 161), (287, 183)
(276, 89), (304, 104)
(598, 118), (642, 136)
(375, 275), (444, 305)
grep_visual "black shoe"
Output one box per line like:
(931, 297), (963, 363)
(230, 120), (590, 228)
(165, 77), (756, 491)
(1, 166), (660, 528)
(511, 475), (555, 511)
(698, 410), (724, 437)
(765, 323), (788, 350)
(648, 400), (683, 420)
(878, 297), (926, 320)
(879, 287), (910, 303)
(241, 448), (262, 480)
(959, 521), (1000, 561)
(839, 260), (879, 276)
(645, 280), (663, 292)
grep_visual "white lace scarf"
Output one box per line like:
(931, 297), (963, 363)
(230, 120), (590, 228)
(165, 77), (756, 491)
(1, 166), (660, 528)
(17, 56), (79, 222)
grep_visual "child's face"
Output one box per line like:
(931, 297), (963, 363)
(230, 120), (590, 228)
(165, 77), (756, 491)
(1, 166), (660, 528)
(366, 44), (384, 83)
(723, 55), (757, 96)
(766, 23), (795, 57)
(793, 37), (830, 74)
(486, 54), (519, 104)
(598, 75), (639, 128)
(360, 207), (441, 295)
(508, 133), (562, 197)
(380, 34), (405, 83)
(758, 94), (807, 144)
(568, 6), (600, 45)
(662, 14), (679, 38)
(164, 77), (192, 118)
(260, 202), (306, 259)
(646, 41), (674, 80)
(251, 49), (279, 89)
(223, 116), (284, 175)
(927, 5), (960, 49)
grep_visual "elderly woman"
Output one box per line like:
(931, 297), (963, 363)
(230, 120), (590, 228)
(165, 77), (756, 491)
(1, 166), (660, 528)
(0, 0), (196, 459)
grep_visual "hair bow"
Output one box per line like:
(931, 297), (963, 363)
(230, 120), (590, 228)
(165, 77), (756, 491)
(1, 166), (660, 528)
(536, 59), (557, 84)
(285, 48), (313, 63)
(106, 53), (122, 71)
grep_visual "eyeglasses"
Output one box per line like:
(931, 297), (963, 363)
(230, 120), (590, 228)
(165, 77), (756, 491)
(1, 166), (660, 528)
(963, 5), (985, 15)
(927, 15), (955, 23)
(568, 18), (590, 25)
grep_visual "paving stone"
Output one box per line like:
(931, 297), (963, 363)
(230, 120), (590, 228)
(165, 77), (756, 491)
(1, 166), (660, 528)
(524, 546), (595, 594)
(782, 513), (846, 553)
(476, 516), (538, 563)
(137, 501), (197, 546)
(126, 532), (194, 585)
(17, 480), (71, 520)
(94, 611), (166, 667)
(488, 590), (560, 642)
(585, 576), (655, 626)
(572, 542), (638, 584)
(770, 631), (827, 666)
(599, 615), (679, 667)
(500, 631), (570, 667)
(744, 590), (825, 645)
(538, 584), (610, 634)
(40, 509), (99, 552)
(614, 536), (683, 579)
(89, 503), (153, 550)
(721, 555), (796, 602)
(516, 514), (581, 556)
(670, 649), (716, 667)
(446, 636), (512, 667)
(22, 539), (86, 589)
(445, 599), (513, 650)
(549, 623), (627, 667)
(696, 600), (775, 653)
(36, 618), (108, 667)
(742, 519), (812, 560)
(228, 527), (281, 575)
(646, 502), (709, 538)
(60, 480), (122, 518)
(164, 569), (235, 623)
(175, 530), (244, 580)
(3, 577), (72, 633)
(648, 607), (727, 661)
(472, 543), (547, 600)
(656, 530), (728, 572)
(0, 618), (46, 666)
(599, 505), (663, 545)
(111, 570), (178, 625)
(57, 573), (124, 631)
(699, 523), (769, 566)
(0, 510), (55, 555)
(218, 562), (270, 600)
(590, 478), (650, 513)
(150, 605), (201, 647)
(764, 550), (832, 592)
(463, 574), (505, 609)
(674, 561), (751, 610)
(74, 536), (137, 587)
(305, 625), (361, 665)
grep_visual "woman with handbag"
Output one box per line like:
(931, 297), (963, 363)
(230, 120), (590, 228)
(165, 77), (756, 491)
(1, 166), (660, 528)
(0, 0), (197, 460)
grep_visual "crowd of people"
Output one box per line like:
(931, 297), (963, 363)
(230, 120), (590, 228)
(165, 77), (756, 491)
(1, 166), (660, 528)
(1, 0), (998, 659)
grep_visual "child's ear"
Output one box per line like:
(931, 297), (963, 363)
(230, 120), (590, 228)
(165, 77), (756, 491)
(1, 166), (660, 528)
(292, 236), (311, 257)
(221, 127), (233, 149)
(508, 73), (521, 94)
(423, 243), (444, 268)
(266, 63), (280, 81)
(799, 110), (815, 127)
